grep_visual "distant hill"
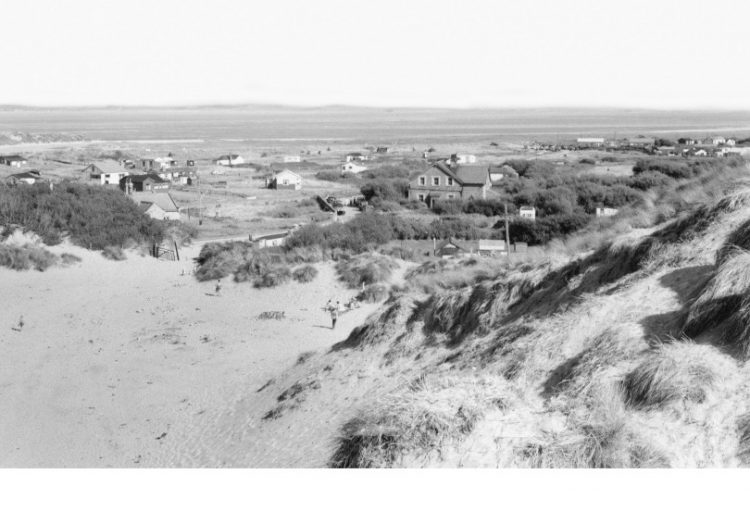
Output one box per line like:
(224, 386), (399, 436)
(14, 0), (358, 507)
(0, 131), (87, 145)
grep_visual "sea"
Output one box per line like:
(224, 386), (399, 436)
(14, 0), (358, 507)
(1, 106), (749, 145)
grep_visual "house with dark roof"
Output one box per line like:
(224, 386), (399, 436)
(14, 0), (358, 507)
(120, 174), (170, 193)
(408, 163), (491, 207)
(0, 155), (28, 167)
(214, 154), (244, 166)
(345, 152), (368, 162)
(130, 192), (181, 221)
(5, 170), (41, 185)
(434, 239), (467, 258)
(251, 231), (291, 249)
(84, 161), (129, 185)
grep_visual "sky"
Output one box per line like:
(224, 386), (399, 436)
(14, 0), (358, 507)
(2, 0), (749, 109)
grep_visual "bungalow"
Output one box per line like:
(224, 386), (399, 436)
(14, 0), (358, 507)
(120, 174), (170, 193)
(595, 207), (619, 217)
(131, 192), (181, 221)
(214, 154), (244, 166)
(84, 161), (129, 185)
(576, 137), (605, 147)
(489, 164), (518, 184)
(270, 169), (302, 190)
(408, 162), (491, 207)
(251, 231), (290, 249)
(726, 138), (737, 147)
(283, 155), (302, 163)
(434, 239), (467, 258)
(627, 137), (656, 147)
(0, 155), (28, 167)
(375, 147), (390, 153)
(452, 154), (476, 164)
(519, 206), (536, 220)
(709, 136), (726, 146)
(656, 146), (677, 156)
(345, 152), (368, 162)
(6, 170), (41, 185)
(341, 162), (368, 175)
(139, 157), (177, 172)
(478, 239), (507, 257)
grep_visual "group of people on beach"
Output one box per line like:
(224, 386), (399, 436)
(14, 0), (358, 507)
(324, 297), (359, 329)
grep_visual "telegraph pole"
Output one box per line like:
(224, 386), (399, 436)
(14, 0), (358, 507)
(504, 203), (511, 257)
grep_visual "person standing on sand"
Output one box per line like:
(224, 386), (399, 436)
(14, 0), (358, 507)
(330, 307), (338, 329)
(215, 279), (222, 296)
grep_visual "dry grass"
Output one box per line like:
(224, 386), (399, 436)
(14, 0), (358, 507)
(357, 283), (389, 303)
(335, 253), (398, 288)
(292, 264), (318, 283)
(621, 342), (736, 409)
(329, 373), (510, 468)
(0, 243), (59, 271)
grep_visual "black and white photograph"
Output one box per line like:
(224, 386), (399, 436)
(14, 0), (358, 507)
(2, 0), (750, 507)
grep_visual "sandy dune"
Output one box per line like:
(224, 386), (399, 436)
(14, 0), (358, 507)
(0, 240), (387, 467)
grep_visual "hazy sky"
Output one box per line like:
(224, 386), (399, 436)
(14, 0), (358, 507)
(2, 0), (749, 109)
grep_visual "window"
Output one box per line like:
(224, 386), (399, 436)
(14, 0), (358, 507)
(418, 194), (425, 201)
(447, 177), (454, 186)
(419, 176), (426, 185)
(432, 177), (440, 186)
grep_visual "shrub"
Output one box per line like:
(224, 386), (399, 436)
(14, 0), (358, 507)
(336, 253), (398, 288)
(357, 284), (389, 302)
(0, 243), (59, 271)
(254, 266), (292, 288)
(102, 245), (126, 260)
(292, 264), (318, 283)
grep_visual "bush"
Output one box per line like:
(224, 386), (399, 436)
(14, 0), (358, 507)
(102, 245), (126, 260)
(292, 264), (318, 283)
(254, 266), (292, 288)
(336, 253), (398, 288)
(357, 283), (389, 302)
(0, 243), (59, 271)
(360, 179), (408, 202)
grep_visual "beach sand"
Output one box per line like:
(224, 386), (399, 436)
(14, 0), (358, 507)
(0, 240), (390, 467)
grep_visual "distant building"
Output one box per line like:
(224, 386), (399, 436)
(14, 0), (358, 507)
(270, 169), (302, 190)
(131, 192), (181, 221)
(434, 239), (467, 258)
(341, 162), (368, 175)
(5, 170), (41, 185)
(595, 207), (619, 217)
(214, 154), (244, 166)
(139, 157), (177, 172)
(709, 136), (726, 146)
(120, 174), (170, 193)
(726, 138), (737, 147)
(84, 161), (129, 185)
(489, 164), (518, 184)
(186, 159), (196, 166)
(453, 154), (477, 164)
(478, 239), (507, 257)
(345, 152), (368, 162)
(628, 137), (656, 147)
(283, 155), (302, 163)
(408, 163), (491, 207)
(0, 155), (28, 167)
(576, 137), (605, 147)
(693, 149), (709, 157)
(251, 231), (290, 249)
(519, 206), (536, 221)
(375, 147), (390, 153)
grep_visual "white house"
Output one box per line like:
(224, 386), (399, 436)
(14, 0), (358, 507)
(251, 231), (290, 249)
(0, 155), (28, 167)
(595, 207), (619, 218)
(576, 137), (605, 147)
(454, 154), (477, 164)
(345, 152), (368, 162)
(214, 154), (244, 166)
(283, 155), (302, 163)
(710, 136), (726, 146)
(341, 162), (368, 175)
(131, 192), (181, 221)
(85, 161), (129, 185)
(519, 206), (536, 221)
(478, 239), (507, 256)
(6, 170), (41, 185)
(271, 169), (302, 190)
(726, 138), (737, 147)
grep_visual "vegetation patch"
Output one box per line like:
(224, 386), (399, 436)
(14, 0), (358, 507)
(335, 253), (398, 288)
(0, 243), (59, 271)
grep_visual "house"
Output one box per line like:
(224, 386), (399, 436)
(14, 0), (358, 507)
(120, 174), (170, 193)
(6, 170), (41, 185)
(270, 169), (302, 190)
(656, 146), (677, 156)
(131, 192), (181, 221)
(678, 138), (698, 145)
(478, 239), (507, 257)
(489, 164), (518, 184)
(214, 154), (244, 166)
(84, 161), (129, 185)
(375, 147), (389, 153)
(434, 239), (467, 258)
(576, 137), (605, 147)
(595, 207), (619, 217)
(186, 159), (196, 166)
(408, 163), (491, 207)
(139, 157), (177, 172)
(519, 206), (536, 221)
(341, 162), (368, 175)
(709, 136), (726, 146)
(251, 231), (290, 249)
(283, 155), (301, 163)
(345, 152), (368, 162)
(693, 149), (709, 157)
(453, 154), (477, 164)
(726, 138), (737, 147)
(0, 155), (28, 167)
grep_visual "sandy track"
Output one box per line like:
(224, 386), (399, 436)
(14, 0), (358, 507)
(0, 241), (383, 467)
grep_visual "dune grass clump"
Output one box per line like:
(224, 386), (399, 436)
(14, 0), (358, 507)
(253, 266), (292, 288)
(292, 264), (318, 283)
(335, 253), (398, 288)
(0, 243), (59, 271)
(60, 253), (82, 266)
(329, 374), (509, 468)
(357, 283), (389, 303)
(621, 342), (735, 409)
(102, 245), (126, 261)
